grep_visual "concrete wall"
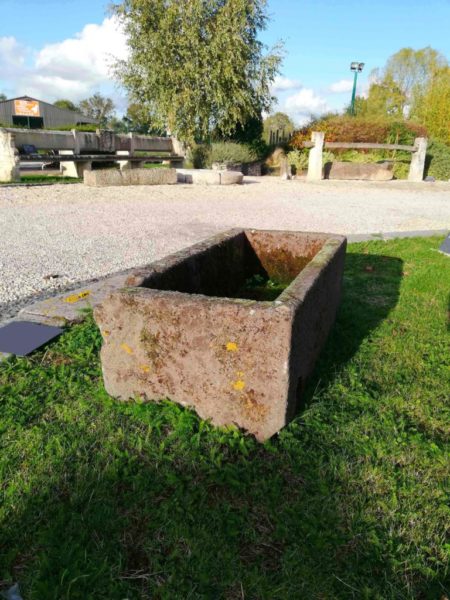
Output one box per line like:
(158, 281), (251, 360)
(3, 128), (181, 154)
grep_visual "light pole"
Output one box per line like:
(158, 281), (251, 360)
(350, 61), (364, 115)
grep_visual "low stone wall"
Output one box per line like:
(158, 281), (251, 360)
(84, 168), (177, 186)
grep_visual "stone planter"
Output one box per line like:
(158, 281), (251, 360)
(94, 229), (346, 441)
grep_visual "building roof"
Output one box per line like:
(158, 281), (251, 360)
(0, 95), (98, 123)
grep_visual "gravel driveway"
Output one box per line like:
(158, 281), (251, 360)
(1, 177), (449, 321)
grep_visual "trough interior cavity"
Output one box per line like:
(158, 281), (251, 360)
(140, 230), (327, 300)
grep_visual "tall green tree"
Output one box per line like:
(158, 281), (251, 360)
(112, 0), (283, 143)
(53, 99), (78, 112)
(263, 112), (294, 143)
(413, 67), (450, 144)
(0, 93), (7, 102)
(78, 93), (115, 127)
(366, 47), (447, 117)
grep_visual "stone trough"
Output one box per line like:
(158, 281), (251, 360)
(94, 229), (347, 440)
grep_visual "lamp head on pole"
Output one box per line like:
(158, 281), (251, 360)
(350, 61), (365, 72)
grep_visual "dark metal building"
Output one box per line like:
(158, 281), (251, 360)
(0, 96), (98, 129)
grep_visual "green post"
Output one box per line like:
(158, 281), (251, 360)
(350, 69), (358, 116)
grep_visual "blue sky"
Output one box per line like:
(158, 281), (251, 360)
(1, 0), (450, 124)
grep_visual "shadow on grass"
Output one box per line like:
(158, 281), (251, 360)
(8, 251), (447, 600)
(302, 252), (404, 406)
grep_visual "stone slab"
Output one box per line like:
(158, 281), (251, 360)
(84, 168), (177, 186)
(439, 233), (450, 255)
(177, 169), (243, 185)
(326, 161), (394, 181)
(19, 272), (132, 325)
(219, 171), (244, 185)
(0, 321), (63, 356)
(94, 229), (347, 441)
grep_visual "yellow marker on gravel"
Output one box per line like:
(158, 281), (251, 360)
(64, 291), (91, 304)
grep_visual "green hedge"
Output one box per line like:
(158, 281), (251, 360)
(425, 140), (450, 180)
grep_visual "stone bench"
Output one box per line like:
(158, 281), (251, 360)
(84, 168), (177, 186)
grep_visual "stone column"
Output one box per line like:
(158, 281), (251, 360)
(60, 151), (92, 178)
(170, 138), (185, 168)
(408, 137), (427, 182)
(279, 155), (291, 180)
(0, 129), (20, 183)
(116, 150), (132, 170)
(307, 131), (325, 181)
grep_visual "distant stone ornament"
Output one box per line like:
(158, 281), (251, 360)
(439, 234), (450, 256)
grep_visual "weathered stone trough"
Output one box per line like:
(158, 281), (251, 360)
(94, 229), (347, 440)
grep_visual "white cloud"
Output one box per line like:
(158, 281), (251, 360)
(0, 37), (27, 69)
(284, 88), (330, 124)
(0, 17), (128, 103)
(272, 76), (302, 93)
(329, 78), (354, 93)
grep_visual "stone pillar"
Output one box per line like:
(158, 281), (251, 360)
(128, 132), (137, 154)
(0, 129), (20, 182)
(307, 131), (325, 181)
(97, 129), (116, 152)
(408, 137), (427, 182)
(72, 129), (82, 154)
(171, 138), (185, 168)
(59, 151), (92, 178)
(116, 150), (132, 170)
(171, 137), (185, 157)
(279, 155), (291, 180)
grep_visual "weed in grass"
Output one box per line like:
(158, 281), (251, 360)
(0, 237), (449, 599)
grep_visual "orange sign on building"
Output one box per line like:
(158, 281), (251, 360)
(14, 99), (40, 117)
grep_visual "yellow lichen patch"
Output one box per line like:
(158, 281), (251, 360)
(226, 342), (238, 352)
(120, 343), (134, 355)
(102, 330), (111, 337)
(139, 364), (151, 373)
(236, 370), (244, 378)
(64, 290), (91, 304)
(233, 379), (245, 391)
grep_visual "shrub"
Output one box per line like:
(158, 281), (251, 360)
(185, 144), (211, 169)
(54, 124), (98, 132)
(290, 116), (427, 149)
(392, 161), (410, 179)
(287, 149), (308, 173)
(209, 142), (257, 165)
(425, 139), (450, 180)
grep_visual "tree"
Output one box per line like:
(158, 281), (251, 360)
(112, 0), (283, 143)
(364, 75), (406, 118)
(124, 102), (164, 134)
(0, 93), (6, 102)
(53, 99), (78, 112)
(263, 112), (294, 143)
(413, 67), (450, 144)
(78, 93), (115, 127)
(366, 47), (447, 117)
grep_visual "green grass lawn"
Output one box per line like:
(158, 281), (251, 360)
(0, 175), (81, 185)
(0, 237), (449, 599)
